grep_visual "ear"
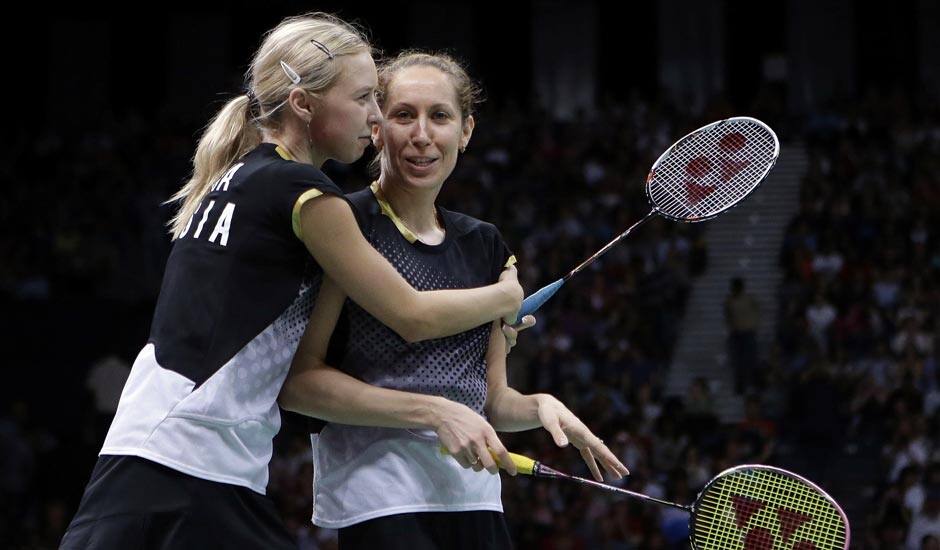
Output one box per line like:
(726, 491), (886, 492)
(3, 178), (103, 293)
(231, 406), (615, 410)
(371, 121), (384, 151)
(287, 88), (316, 122)
(460, 115), (475, 151)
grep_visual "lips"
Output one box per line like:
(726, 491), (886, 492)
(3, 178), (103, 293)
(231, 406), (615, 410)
(405, 156), (438, 168)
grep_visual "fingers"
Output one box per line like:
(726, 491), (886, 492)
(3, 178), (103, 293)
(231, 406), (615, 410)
(486, 435), (518, 476)
(580, 446), (604, 482)
(514, 315), (537, 331)
(593, 441), (630, 478)
(498, 264), (518, 282)
(501, 315), (537, 354)
(544, 417), (569, 448)
(501, 323), (519, 351)
(450, 448), (473, 470)
(471, 439), (499, 475)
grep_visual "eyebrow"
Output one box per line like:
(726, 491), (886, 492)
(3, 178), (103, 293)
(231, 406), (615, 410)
(388, 101), (456, 112)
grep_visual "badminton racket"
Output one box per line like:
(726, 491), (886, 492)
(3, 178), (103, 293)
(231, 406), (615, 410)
(502, 452), (848, 550)
(516, 116), (780, 321)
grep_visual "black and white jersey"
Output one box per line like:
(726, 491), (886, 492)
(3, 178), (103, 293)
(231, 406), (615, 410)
(311, 183), (516, 528)
(339, 183), (515, 414)
(102, 143), (336, 494)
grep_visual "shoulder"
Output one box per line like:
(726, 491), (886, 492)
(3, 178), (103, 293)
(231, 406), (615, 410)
(439, 207), (500, 241)
(343, 187), (381, 231)
(264, 159), (340, 193)
(345, 187), (380, 213)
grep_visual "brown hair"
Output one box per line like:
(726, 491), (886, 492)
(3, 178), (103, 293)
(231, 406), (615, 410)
(376, 50), (483, 121)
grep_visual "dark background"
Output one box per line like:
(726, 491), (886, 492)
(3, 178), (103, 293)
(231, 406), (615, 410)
(1, 1), (938, 548)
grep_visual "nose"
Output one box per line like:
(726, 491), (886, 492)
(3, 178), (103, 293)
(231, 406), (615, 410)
(367, 96), (382, 126)
(410, 114), (431, 147)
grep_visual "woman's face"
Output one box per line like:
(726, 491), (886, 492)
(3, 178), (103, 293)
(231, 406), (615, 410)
(308, 51), (381, 164)
(374, 65), (474, 190)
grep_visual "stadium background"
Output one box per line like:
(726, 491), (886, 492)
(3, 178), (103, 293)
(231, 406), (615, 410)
(1, 1), (938, 548)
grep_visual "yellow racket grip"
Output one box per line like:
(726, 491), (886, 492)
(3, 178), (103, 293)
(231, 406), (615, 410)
(439, 446), (537, 475)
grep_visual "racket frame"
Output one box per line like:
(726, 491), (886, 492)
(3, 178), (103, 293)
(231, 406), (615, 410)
(516, 116), (780, 319)
(687, 464), (850, 550)
(526, 459), (849, 550)
(646, 116), (780, 224)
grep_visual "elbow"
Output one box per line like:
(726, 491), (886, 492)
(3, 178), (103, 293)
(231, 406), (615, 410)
(277, 380), (301, 413)
(397, 317), (434, 343)
(402, 319), (437, 344)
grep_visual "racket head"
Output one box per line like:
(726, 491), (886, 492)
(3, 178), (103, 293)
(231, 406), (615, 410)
(646, 116), (779, 223)
(689, 464), (849, 550)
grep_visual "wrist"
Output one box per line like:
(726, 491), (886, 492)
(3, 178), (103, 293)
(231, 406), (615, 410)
(498, 281), (522, 318)
(424, 395), (452, 431)
(533, 393), (557, 409)
(531, 393), (555, 417)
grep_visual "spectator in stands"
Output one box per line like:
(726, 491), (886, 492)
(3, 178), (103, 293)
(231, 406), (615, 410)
(725, 277), (760, 393)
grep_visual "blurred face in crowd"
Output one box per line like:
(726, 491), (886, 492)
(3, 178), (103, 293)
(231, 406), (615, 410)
(373, 65), (474, 191)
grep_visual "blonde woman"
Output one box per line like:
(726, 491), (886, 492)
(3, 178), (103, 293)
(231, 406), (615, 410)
(280, 52), (629, 549)
(61, 15), (524, 549)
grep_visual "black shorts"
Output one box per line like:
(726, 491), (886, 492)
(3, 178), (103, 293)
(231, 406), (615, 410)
(60, 455), (295, 550)
(338, 510), (513, 550)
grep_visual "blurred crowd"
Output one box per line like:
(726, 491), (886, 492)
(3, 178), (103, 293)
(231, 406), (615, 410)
(776, 89), (940, 549)
(0, 85), (937, 549)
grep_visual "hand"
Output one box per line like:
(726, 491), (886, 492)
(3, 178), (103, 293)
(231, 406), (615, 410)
(497, 265), (523, 321)
(535, 394), (630, 481)
(432, 397), (517, 476)
(501, 315), (536, 353)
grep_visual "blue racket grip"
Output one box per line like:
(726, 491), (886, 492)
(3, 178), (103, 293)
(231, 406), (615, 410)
(515, 278), (564, 323)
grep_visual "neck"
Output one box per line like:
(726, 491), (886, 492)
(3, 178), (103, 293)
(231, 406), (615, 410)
(376, 174), (443, 236)
(262, 126), (326, 167)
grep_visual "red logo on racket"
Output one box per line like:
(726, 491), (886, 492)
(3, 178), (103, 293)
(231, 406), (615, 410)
(732, 495), (816, 549)
(684, 132), (751, 205)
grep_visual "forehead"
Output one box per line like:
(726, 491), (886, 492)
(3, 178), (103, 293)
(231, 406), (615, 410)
(385, 65), (457, 106)
(333, 51), (377, 91)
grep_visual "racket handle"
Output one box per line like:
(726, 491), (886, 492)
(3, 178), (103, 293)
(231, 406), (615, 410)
(439, 446), (537, 475)
(506, 452), (537, 475)
(516, 278), (564, 322)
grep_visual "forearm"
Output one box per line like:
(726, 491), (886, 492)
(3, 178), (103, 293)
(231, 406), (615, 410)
(280, 362), (446, 429)
(486, 388), (549, 432)
(299, 197), (520, 342)
(410, 284), (519, 341)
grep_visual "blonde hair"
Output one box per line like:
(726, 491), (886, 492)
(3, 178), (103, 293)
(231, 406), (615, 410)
(376, 50), (482, 120)
(167, 12), (372, 238)
(371, 50), (483, 176)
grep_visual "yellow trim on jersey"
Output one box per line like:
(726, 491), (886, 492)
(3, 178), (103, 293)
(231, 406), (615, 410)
(504, 255), (517, 269)
(292, 189), (324, 240)
(370, 182), (418, 244)
(275, 145), (293, 161)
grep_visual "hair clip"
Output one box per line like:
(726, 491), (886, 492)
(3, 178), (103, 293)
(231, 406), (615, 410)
(310, 39), (335, 60)
(279, 60), (302, 85)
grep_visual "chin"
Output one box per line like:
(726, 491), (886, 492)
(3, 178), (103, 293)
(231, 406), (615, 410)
(337, 150), (366, 164)
(403, 173), (445, 189)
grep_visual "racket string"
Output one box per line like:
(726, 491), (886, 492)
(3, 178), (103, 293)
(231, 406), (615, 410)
(649, 119), (777, 221)
(660, 120), (774, 217)
(652, 122), (771, 218)
(693, 468), (847, 549)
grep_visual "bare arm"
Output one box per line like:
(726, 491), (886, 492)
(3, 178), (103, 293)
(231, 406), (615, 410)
(483, 321), (630, 481)
(278, 276), (517, 475)
(298, 196), (521, 342)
